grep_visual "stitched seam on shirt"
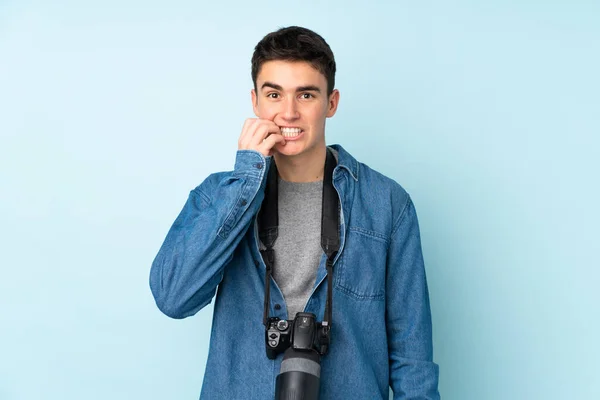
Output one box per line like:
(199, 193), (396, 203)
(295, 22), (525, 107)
(232, 170), (262, 180)
(192, 187), (211, 205)
(335, 284), (385, 301)
(391, 195), (411, 238)
(217, 180), (247, 239)
(348, 226), (389, 244)
(191, 188), (221, 240)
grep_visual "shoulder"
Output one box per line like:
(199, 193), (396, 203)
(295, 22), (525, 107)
(332, 144), (412, 233)
(359, 161), (411, 224)
(359, 161), (409, 198)
(333, 144), (410, 205)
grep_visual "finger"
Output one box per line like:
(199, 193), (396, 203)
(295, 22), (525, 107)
(238, 119), (258, 149)
(250, 120), (281, 147)
(259, 132), (286, 155)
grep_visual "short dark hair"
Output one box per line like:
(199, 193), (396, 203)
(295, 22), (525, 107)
(251, 26), (336, 95)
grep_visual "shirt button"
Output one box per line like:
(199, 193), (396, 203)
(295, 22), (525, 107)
(240, 199), (247, 206)
(256, 163), (263, 169)
(274, 304), (281, 310)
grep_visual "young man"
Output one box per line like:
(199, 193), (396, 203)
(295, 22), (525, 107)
(150, 26), (440, 399)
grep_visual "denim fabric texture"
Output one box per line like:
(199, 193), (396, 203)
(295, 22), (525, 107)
(149, 144), (440, 399)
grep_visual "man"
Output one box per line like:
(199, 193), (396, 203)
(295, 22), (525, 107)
(150, 26), (440, 399)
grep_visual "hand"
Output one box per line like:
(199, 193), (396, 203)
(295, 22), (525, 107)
(238, 118), (286, 157)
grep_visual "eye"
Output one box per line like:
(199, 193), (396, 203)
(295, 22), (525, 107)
(300, 93), (314, 99)
(267, 92), (280, 99)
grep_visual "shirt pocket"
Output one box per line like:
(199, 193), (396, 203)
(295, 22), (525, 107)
(334, 227), (388, 301)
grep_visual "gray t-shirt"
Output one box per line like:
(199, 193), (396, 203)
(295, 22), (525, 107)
(269, 177), (323, 319)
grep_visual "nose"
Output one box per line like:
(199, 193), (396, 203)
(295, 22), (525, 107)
(281, 97), (300, 121)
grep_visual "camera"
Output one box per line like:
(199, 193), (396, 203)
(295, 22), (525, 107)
(265, 312), (330, 359)
(266, 312), (330, 400)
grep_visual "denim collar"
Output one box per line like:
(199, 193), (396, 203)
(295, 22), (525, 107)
(329, 144), (359, 181)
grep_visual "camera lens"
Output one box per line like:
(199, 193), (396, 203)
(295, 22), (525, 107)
(275, 348), (321, 400)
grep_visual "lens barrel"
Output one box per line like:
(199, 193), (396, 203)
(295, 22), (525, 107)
(275, 347), (321, 400)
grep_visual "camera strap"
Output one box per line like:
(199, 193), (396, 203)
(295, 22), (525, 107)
(259, 148), (340, 337)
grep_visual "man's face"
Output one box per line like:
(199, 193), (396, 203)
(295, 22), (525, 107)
(252, 60), (339, 158)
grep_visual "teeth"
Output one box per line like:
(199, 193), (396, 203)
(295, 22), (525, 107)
(280, 127), (302, 137)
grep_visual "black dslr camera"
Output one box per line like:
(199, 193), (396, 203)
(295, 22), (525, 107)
(266, 312), (330, 399)
(265, 312), (330, 359)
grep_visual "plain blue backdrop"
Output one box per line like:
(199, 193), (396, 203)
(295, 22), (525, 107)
(1, 1), (598, 399)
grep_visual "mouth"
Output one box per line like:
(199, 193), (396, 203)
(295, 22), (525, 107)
(279, 127), (304, 139)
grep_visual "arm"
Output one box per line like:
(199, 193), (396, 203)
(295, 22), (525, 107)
(149, 118), (285, 319)
(387, 196), (440, 399)
(149, 150), (268, 319)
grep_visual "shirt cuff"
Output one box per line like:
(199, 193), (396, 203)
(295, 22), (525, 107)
(233, 150), (270, 180)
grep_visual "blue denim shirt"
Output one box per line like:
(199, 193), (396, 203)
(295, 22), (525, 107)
(150, 144), (440, 399)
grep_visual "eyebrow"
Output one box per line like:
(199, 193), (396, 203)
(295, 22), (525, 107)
(261, 81), (321, 93)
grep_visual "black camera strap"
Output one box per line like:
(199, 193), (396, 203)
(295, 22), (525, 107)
(259, 148), (340, 337)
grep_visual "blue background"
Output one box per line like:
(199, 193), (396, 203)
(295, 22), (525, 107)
(1, 1), (598, 399)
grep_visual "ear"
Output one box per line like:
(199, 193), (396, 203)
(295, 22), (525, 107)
(326, 89), (340, 118)
(251, 89), (259, 117)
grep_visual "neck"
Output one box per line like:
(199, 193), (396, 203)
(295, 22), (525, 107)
(274, 145), (327, 183)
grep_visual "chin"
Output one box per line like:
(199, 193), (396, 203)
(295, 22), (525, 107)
(274, 143), (305, 157)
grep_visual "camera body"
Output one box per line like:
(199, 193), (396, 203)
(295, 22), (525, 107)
(265, 312), (330, 359)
